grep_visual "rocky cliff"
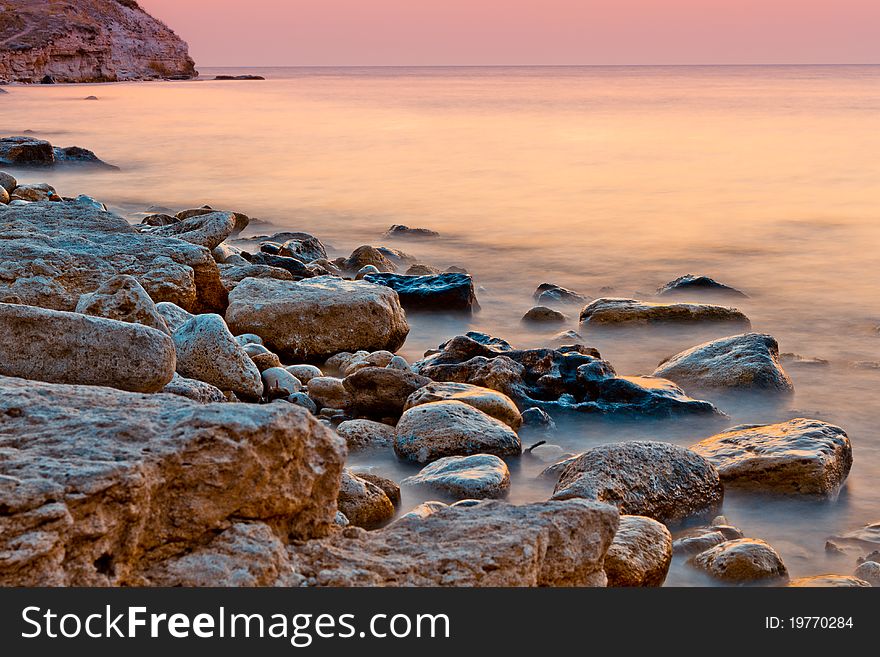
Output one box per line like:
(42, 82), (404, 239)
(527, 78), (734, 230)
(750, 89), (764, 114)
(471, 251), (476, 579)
(0, 0), (196, 83)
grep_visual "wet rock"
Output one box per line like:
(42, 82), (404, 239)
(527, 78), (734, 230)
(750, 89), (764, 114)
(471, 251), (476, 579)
(653, 333), (793, 393)
(277, 233), (327, 263)
(690, 418), (852, 496)
(286, 364), (323, 384)
(657, 274), (748, 298)
(404, 381), (522, 430)
(0, 302), (175, 393)
(552, 441), (723, 525)
(261, 367), (302, 398)
(250, 252), (312, 278)
(54, 146), (117, 169)
(605, 516), (673, 587)
(383, 225), (439, 239)
(673, 524), (744, 555)
(534, 283), (587, 306)
(75, 274), (169, 334)
(538, 455), (580, 482)
(853, 561), (880, 586)
(0, 203), (227, 313)
(337, 470), (396, 529)
(343, 366), (430, 419)
(226, 277), (409, 362)
(162, 373), (228, 403)
(0, 186), (8, 204)
(0, 375), (345, 585)
(242, 343), (282, 372)
(397, 501), (450, 522)
(335, 419), (396, 450)
(525, 443), (569, 464)
(0, 136), (54, 166)
(522, 306), (567, 323)
(155, 301), (194, 333)
(147, 211), (237, 250)
(402, 454), (511, 500)
(172, 313), (263, 400)
(307, 377), (351, 410)
(693, 539), (788, 583)
(289, 499), (618, 586)
(140, 213), (179, 227)
(579, 298), (750, 328)
(355, 265), (381, 280)
(363, 272), (480, 313)
(520, 407), (557, 433)
(788, 575), (870, 587)
(395, 400), (522, 464)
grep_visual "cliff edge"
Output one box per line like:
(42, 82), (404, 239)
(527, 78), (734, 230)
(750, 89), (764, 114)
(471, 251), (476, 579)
(0, 0), (197, 83)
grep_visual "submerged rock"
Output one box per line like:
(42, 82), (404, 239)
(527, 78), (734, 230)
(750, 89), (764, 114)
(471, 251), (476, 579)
(0, 302), (175, 393)
(673, 523), (744, 555)
(383, 225), (439, 239)
(653, 333), (793, 393)
(0, 136), (54, 166)
(363, 272), (480, 313)
(534, 283), (588, 305)
(226, 277), (410, 362)
(579, 298), (750, 328)
(402, 454), (511, 500)
(690, 419), (852, 496)
(551, 441), (723, 525)
(404, 381), (523, 430)
(522, 306), (567, 323)
(657, 274), (748, 298)
(828, 521), (880, 552)
(604, 515), (673, 587)
(337, 470), (396, 529)
(395, 400), (522, 464)
(75, 274), (169, 334)
(693, 539), (788, 583)
(0, 375), (345, 586)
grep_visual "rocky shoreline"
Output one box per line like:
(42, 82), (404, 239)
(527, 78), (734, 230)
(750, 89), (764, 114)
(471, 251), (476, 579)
(0, 167), (876, 588)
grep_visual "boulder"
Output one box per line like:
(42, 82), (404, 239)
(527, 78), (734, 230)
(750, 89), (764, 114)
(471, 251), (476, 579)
(604, 515), (673, 587)
(690, 419), (852, 496)
(278, 234), (327, 263)
(788, 575), (870, 588)
(0, 136), (54, 166)
(226, 277), (410, 362)
(172, 314), (263, 400)
(853, 562), (880, 587)
(404, 381), (523, 430)
(0, 302), (175, 393)
(355, 473), (401, 508)
(579, 298), (750, 328)
(306, 377), (351, 410)
(534, 283), (587, 306)
(522, 306), (566, 323)
(288, 500), (618, 586)
(286, 364), (323, 384)
(10, 183), (57, 202)
(363, 273), (480, 313)
(148, 211), (237, 250)
(250, 252), (312, 278)
(0, 203), (227, 313)
(0, 375), (345, 586)
(161, 373), (228, 403)
(339, 245), (396, 273)
(552, 441), (723, 525)
(335, 419), (397, 450)
(692, 539), (788, 582)
(343, 366), (431, 418)
(75, 274), (169, 334)
(395, 400), (522, 464)
(653, 333), (793, 393)
(402, 454), (511, 500)
(155, 301), (194, 333)
(337, 470), (395, 529)
(0, 171), (17, 194)
(657, 274), (748, 298)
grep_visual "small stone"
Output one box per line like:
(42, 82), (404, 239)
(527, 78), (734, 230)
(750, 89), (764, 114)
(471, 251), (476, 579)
(522, 306), (567, 323)
(149, 211), (237, 250)
(286, 364), (323, 384)
(287, 392), (318, 414)
(396, 501), (449, 522)
(243, 343), (283, 372)
(605, 515), (673, 587)
(307, 377), (350, 410)
(693, 539), (788, 582)
(657, 274), (748, 298)
(162, 373), (228, 403)
(403, 381), (522, 430)
(335, 419), (396, 450)
(354, 472), (401, 507)
(402, 454), (511, 500)
(387, 355), (410, 371)
(261, 367), (303, 398)
(343, 367), (431, 419)
(0, 171), (17, 194)
(235, 333), (264, 346)
(356, 265), (380, 280)
(534, 283), (587, 306)
(337, 470), (395, 529)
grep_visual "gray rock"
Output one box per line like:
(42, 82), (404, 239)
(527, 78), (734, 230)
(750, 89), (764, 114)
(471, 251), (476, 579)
(657, 274), (748, 298)
(690, 418), (852, 496)
(335, 419), (396, 450)
(287, 392), (318, 414)
(162, 373), (228, 403)
(155, 301), (194, 333)
(579, 298), (750, 328)
(286, 364), (323, 384)
(402, 454), (511, 500)
(552, 441), (723, 525)
(605, 515), (673, 587)
(673, 524), (744, 555)
(403, 381), (523, 430)
(0, 302), (175, 393)
(242, 342), (282, 372)
(693, 539), (788, 583)
(306, 376), (350, 410)
(853, 561), (880, 587)
(172, 313), (263, 400)
(343, 366), (431, 418)
(261, 367), (302, 398)
(533, 283), (587, 305)
(148, 211), (237, 250)
(75, 274), (169, 334)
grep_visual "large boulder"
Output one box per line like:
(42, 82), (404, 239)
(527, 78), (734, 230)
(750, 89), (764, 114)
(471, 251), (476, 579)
(604, 515), (673, 587)
(395, 400), (522, 464)
(226, 277), (410, 362)
(172, 314), (264, 400)
(0, 375), (346, 586)
(363, 273), (480, 313)
(343, 366), (431, 419)
(404, 381), (523, 430)
(579, 298), (750, 328)
(690, 419), (852, 496)
(653, 333), (793, 393)
(0, 302), (175, 393)
(402, 454), (511, 500)
(552, 441), (723, 525)
(693, 539), (788, 583)
(74, 274), (169, 334)
(0, 203), (227, 313)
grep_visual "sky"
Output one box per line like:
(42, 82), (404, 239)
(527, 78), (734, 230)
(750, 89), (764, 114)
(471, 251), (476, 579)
(137, 0), (880, 66)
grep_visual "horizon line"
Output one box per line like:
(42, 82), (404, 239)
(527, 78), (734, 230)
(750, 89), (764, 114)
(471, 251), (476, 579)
(195, 62), (880, 69)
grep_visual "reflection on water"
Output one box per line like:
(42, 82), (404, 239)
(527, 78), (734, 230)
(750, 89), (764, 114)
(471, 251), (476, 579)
(2, 65), (879, 585)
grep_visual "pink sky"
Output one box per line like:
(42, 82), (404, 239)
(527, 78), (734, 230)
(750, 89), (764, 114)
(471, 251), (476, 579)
(138, 0), (880, 66)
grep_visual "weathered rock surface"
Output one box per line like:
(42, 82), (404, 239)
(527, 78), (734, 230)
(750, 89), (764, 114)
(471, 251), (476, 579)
(250, 252), (312, 279)
(0, 375), (345, 586)
(853, 561), (880, 587)
(0, 302), (175, 392)
(155, 301), (194, 333)
(604, 515), (673, 587)
(395, 400), (523, 464)
(0, 0), (197, 83)
(788, 575), (870, 588)
(261, 367), (302, 398)
(219, 263), (294, 290)
(673, 523), (744, 555)
(402, 454), (511, 500)
(161, 373), (227, 403)
(338, 245), (397, 273)
(552, 441), (723, 525)
(404, 381), (523, 430)
(693, 539), (788, 582)
(75, 273), (169, 334)
(343, 367), (431, 419)
(148, 211), (236, 250)
(337, 470), (395, 529)
(690, 419), (852, 496)
(335, 419), (397, 450)
(306, 376), (350, 411)
(580, 298), (750, 328)
(653, 333), (793, 393)
(657, 274), (748, 298)
(0, 203), (227, 313)
(355, 473), (401, 508)
(226, 277), (409, 362)
(363, 273), (480, 313)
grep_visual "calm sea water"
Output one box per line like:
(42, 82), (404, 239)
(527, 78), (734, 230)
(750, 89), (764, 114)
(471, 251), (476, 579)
(2, 66), (879, 585)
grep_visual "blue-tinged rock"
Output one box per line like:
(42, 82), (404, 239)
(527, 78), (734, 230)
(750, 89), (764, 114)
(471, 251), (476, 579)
(364, 272), (480, 313)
